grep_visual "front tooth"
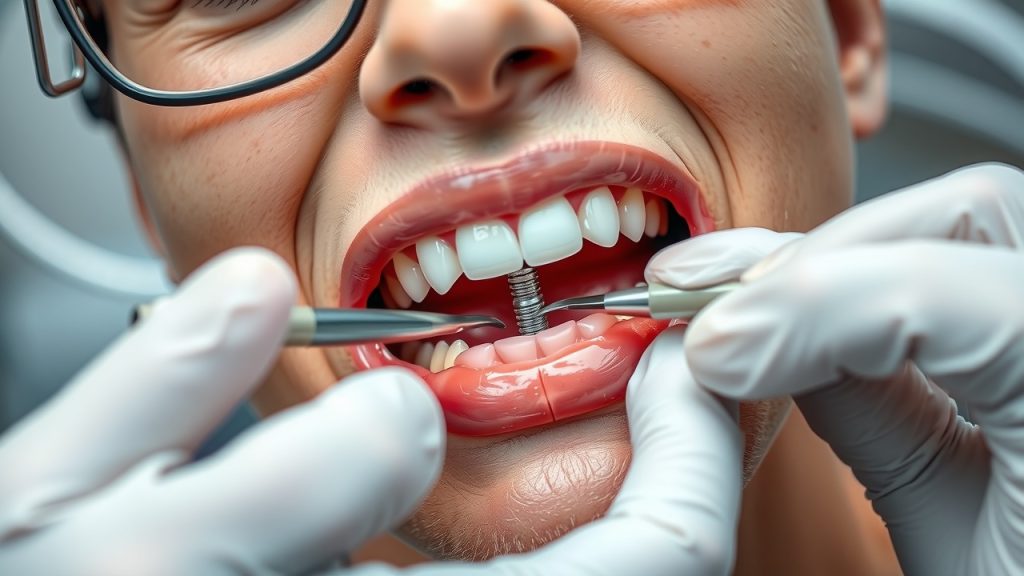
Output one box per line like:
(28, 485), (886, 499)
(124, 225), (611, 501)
(536, 321), (580, 357)
(385, 275), (413, 309)
(415, 236), (463, 295)
(393, 252), (430, 303)
(430, 340), (450, 373)
(618, 187), (647, 242)
(577, 187), (620, 248)
(455, 220), (523, 280)
(644, 197), (662, 238)
(577, 313), (618, 339)
(455, 343), (498, 369)
(415, 342), (435, 369)
(444, 339), (469, 369)
(518, 196), (583, 266)
(494, 335), (539, 363)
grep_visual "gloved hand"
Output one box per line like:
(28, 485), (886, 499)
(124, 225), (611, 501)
(0, 248), (745, 576)
(650, 163), (1024, 576)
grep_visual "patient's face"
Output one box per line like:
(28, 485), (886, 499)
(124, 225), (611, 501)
(106, 0), (882, 560)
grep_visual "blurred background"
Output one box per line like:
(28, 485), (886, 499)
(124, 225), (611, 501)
(2, 0), (1023, 446)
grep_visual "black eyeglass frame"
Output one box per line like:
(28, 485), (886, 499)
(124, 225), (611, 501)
(24, 0), (368, 107)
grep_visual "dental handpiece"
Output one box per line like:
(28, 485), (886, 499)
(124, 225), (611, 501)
(539, 282), (739, 320)
(131, 304), (504, 346)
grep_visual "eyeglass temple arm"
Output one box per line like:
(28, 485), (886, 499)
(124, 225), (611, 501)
(23, 0), (86, 97)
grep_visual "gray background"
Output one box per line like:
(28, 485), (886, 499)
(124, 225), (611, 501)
(2, 0), (1023, 445)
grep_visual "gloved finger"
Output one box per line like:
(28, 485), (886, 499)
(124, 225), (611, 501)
(745, 163), (1024, 280)
(645, 227), (803, 288)
(346, 328), (742, 576)
(687, 241), (1024, 413)
(0, 248), (294, 525)
(687, 242), (1021, 570)
(150, 368), (444, 575)
(570, 325), (742, 576)
(796, 364), (989, 576)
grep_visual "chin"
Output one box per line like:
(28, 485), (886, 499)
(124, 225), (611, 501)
(333, 140), (791, 560)
(398, 398), (790, 560)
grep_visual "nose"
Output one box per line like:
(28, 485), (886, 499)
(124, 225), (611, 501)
(360, 0), (580, 128)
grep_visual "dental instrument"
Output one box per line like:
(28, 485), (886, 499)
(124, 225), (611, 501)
(132, 305), (504, 347)
(508, 267), (548, 335)
(539, 282), (739, 319)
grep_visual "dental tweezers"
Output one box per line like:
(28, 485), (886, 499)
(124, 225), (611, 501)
(540, 282), (739, 319)
(131, 305), (505, 347)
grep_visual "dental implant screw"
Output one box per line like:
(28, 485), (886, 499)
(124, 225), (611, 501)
(508, 267), (548, 336)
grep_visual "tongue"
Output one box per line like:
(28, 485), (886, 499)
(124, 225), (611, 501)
(412, 237), (660, 345)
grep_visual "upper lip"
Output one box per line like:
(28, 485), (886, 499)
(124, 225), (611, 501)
(338, 140), (710, 308)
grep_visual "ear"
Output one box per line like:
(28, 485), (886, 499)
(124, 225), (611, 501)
(827, 0), (888, 138)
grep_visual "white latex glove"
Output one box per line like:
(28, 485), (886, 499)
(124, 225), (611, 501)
(0, 248), (745, 576)
(0, 249), (443, 576)
(659, 163), (1024, 576)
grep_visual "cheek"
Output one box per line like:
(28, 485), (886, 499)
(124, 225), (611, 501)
(577, 0), (854, 231)
(118, 93), (335, 275)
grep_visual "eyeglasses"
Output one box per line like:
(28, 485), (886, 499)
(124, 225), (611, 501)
(23, 0), (368, 107)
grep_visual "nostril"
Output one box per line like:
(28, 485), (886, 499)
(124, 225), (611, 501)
(495, 47), (559, 88)
(504, 48), (554, 70)
(362, 1), (580, 127)
(390, 78), (438, 108)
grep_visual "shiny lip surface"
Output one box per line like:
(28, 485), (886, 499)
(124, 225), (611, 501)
(339, 140), (715, 436)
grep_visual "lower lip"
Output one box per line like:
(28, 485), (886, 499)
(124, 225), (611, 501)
(350, 317), (670, 435)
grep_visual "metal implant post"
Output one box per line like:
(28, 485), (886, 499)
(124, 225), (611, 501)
(507, 267), (548, 335)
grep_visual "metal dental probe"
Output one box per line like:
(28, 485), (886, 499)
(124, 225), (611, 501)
(131, 305), (505, 346)
(508, 267), (548, 335)
(539, 282), (740, 319)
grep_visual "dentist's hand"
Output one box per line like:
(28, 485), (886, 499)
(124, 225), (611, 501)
(656, 164), (1024, 576)
(0, 248), (746, 576)
(0, 249), (445, 576)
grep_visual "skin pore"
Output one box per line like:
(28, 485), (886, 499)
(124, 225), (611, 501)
(103, 0), (893, 572)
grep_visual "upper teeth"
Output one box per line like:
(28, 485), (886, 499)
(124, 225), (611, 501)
(618, 187), (646, 242)
(456, 220), (524, 280)
(517, 196), (583, 267)
(392, 252), (430, 303)
(383, 187), (669, 307)
(415, 236), (462, 295)
(578, 187), (619, 247)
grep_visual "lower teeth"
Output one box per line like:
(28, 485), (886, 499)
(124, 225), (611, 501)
(401, 313), (633, 372)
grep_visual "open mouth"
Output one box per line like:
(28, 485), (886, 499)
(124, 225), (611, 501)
(339, 141), (714, 436)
